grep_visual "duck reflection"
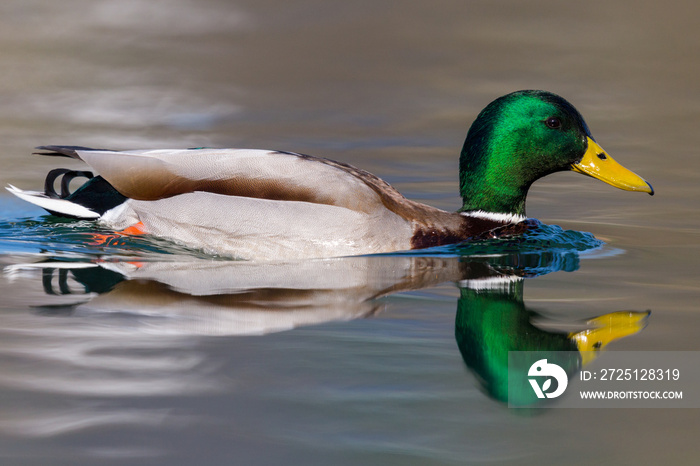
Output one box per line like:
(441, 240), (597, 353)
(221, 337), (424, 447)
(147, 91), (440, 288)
(8, 246), (648, 406)
(32, 257), (471, 335)
(456, 279), (648, 405)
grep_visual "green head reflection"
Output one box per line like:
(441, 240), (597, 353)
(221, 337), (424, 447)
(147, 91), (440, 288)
(455, 278), (649, 406)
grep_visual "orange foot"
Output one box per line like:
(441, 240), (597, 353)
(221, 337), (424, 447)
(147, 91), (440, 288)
(86, 222), (146, 246)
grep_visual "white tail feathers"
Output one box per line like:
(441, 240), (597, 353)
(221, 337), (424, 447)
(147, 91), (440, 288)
(6, 185), (100, 219)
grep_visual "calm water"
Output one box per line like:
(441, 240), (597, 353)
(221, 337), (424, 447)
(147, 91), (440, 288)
(1, 0), (699, 464)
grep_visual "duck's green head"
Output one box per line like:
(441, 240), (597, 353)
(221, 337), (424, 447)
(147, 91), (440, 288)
(459, 90), (653, 216)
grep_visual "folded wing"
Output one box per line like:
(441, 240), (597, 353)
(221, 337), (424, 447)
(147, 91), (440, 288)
(55, 147), (396, 216)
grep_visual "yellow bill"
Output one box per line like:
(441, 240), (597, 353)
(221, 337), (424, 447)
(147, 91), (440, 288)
(570, 311), (650, 366)
(571, 137), (654, 195)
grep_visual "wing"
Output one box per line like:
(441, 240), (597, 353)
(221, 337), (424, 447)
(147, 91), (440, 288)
(37, 146), (400, 216)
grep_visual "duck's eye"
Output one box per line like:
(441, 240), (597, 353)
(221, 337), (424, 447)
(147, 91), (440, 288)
(544, 117), (562, 129)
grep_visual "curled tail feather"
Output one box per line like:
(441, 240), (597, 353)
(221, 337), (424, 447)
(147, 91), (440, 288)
(8, 166), (128, 219)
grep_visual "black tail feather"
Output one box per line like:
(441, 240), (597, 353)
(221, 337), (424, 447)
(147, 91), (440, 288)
(44, 169), (95, 199)
(39, 168), (127, 217)
(66, 176), (128, 215)
(33, 145), (107, 160)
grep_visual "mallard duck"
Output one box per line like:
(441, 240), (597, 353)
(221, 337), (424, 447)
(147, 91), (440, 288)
(7, 90), (653, 260)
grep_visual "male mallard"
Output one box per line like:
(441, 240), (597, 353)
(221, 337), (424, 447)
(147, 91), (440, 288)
(7, 90), (653, 260)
